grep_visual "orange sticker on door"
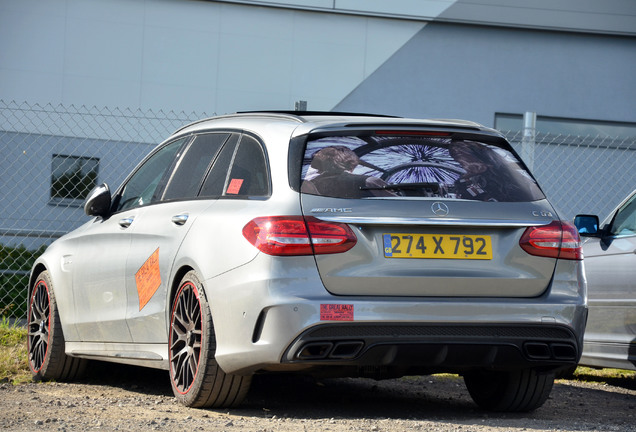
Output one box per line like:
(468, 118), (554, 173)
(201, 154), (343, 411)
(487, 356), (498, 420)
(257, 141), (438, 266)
(135, 248), (161, 311)
(320, 304), (354, 321)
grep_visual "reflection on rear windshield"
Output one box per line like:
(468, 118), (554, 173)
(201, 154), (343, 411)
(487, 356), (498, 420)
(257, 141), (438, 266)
(300, 136), (544, 202)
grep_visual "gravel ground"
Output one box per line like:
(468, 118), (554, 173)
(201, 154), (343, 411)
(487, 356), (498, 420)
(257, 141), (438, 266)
(1, 362), (635, 432)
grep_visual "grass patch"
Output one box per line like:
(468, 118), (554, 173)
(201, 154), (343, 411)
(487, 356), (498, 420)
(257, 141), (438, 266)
(573, 366), (636, 382)
(0, 317), (32, 384)
(556, 366), (636, 391)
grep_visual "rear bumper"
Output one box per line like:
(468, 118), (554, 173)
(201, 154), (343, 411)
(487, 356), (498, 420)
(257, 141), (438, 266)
(206, 256), (587, 375)
(283, 322), (580, 373)
(212, 295), (587, 375)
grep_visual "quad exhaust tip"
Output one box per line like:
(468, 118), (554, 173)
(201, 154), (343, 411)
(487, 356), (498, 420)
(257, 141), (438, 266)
(523, 342), (577, 361)
(296, 341), (364, 360)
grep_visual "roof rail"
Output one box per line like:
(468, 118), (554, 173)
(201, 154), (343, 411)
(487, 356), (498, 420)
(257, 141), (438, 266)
(171, 110), (400, 135)
(170, 111), (301, 135)
(236, 110), (399, 118)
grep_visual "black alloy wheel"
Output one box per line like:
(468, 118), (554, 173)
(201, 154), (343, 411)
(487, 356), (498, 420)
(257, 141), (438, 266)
(27, 271), (86, 381)
(168, 271), (251, 408)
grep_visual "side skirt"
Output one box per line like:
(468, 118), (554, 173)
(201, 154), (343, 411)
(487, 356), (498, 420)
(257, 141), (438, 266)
(65, 341), (169, 370)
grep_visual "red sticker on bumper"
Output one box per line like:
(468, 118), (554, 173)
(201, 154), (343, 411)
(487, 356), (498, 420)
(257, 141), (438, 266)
(320, 304), (354, 321)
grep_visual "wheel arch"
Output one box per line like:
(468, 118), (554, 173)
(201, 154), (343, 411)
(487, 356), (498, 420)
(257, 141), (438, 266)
(167, 265), (195, 328)
(28, 263), (49, 301)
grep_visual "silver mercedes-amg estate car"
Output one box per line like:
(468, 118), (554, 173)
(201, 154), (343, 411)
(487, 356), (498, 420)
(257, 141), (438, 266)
(28, 112), (587, 412)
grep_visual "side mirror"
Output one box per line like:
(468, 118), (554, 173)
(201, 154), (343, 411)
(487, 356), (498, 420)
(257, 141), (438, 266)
(84, 183), (112, 217)
(573, 214), (600, 237)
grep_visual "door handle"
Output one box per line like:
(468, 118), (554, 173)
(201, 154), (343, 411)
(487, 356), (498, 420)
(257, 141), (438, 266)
(171, 214), (189, 226)
(118, 217), (134, 228)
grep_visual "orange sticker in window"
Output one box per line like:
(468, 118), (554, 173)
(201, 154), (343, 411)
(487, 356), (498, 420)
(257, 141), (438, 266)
(135, 248), (161, 311)
(320, 304), (354, 321)
(226, 178), (244, 195)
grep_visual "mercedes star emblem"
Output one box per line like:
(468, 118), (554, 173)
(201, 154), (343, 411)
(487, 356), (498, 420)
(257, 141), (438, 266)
(431, 202), (449, 216)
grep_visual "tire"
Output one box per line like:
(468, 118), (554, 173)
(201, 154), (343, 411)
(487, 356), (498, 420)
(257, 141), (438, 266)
(168, 271), (251, 408)
(463, 369), (554, 412)
(27, 271), (87, 381)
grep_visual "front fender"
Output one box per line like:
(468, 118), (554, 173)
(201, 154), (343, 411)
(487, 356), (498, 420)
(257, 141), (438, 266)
(29, 243), (80, 342)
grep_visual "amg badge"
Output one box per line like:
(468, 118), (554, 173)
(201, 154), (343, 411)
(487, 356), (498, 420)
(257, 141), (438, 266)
(310, 208), (352, 213)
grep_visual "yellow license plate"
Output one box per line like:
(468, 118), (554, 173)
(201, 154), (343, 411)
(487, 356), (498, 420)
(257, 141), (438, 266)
(383, 233), (492, 260)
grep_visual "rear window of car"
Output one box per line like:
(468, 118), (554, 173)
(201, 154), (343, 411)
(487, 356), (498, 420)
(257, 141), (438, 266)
(300, 134), (544, 202)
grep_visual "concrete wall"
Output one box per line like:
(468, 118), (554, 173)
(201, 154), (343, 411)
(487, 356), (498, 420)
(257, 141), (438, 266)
(2, 0), (634, 126)
(335, 22), (636, 128)
(0, 0), (423, 114)
(216, 0), (636, 36)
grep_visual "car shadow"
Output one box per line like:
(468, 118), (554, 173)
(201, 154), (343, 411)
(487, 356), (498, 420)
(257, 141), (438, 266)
(239, 374), (636, 430)
(77, 362), (635, 430)
(80, 360), (173, 397)
(243, 374), (477, 419)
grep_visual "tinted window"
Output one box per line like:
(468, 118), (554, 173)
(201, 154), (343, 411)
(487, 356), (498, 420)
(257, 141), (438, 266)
(199, 134), (239, 197)
(115, 138), (185, 212)
(609, 193), (636, 237)
(300, 135), (544, 202)
(225, 135), (269, 197)
(162, 133), (230, 201)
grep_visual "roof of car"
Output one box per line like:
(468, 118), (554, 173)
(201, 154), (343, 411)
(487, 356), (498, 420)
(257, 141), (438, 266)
(172, 111), (498, 137)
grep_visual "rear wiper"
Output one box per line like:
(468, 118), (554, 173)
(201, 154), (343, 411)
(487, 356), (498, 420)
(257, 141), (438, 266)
(360, 182), (440, 192)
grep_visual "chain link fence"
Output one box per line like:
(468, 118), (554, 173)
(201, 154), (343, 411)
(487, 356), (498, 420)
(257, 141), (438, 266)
(503, 130), (636, 221)
(1, 100), (635, 319)
(0, 100), (209, 318)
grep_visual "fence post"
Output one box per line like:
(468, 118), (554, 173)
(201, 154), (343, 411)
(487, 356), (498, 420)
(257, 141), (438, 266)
(521, 111), (536, 171)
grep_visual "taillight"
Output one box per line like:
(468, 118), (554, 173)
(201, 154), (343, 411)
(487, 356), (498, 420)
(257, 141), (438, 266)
(242, 216), (357, 256)
(519, 221), (582, 260)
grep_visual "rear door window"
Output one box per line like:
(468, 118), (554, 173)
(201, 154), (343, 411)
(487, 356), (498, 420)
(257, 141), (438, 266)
(162, 133), (230, 201)
(300, 134), (544, 202)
